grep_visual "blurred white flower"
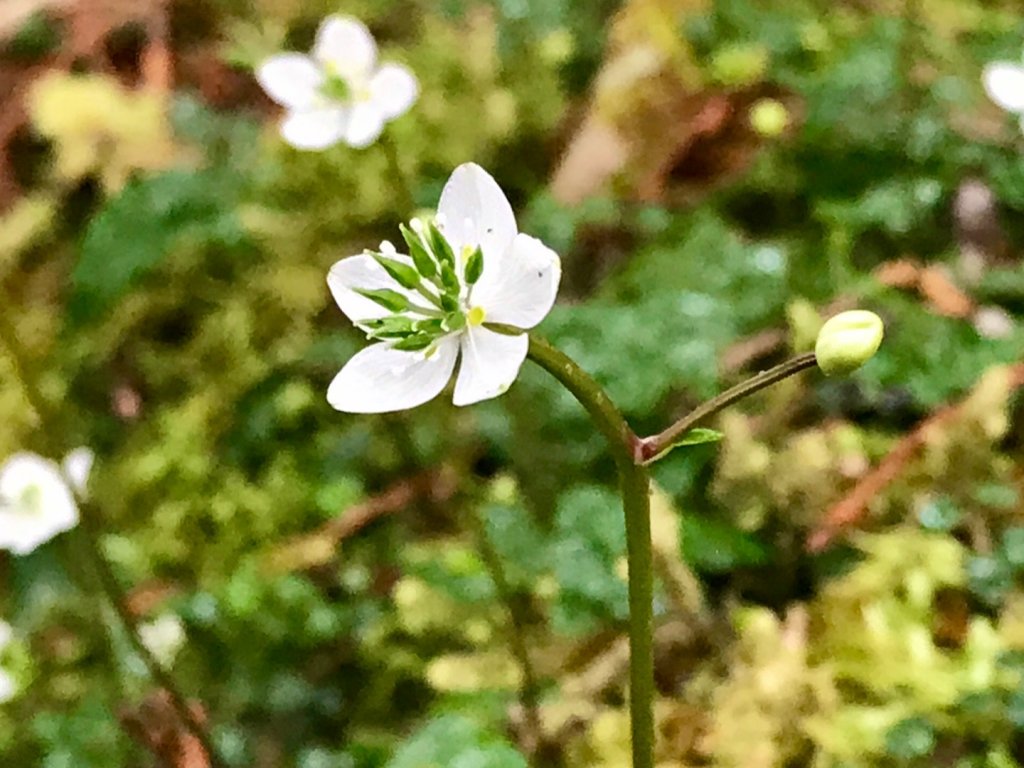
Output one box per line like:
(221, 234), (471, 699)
(256, 15), (418, 150)
(0, 621), (14, 705)
(0, 670), (14, 705)
(62, 447), (94, 496)
(0, 450), (91, 555)
(327, 163), (561, 413)
(982, 59), (1024, 130)
(139, 614), (186, 668)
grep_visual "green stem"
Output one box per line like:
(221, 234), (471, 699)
(0, 311), (223, 767)
(462, 504), (544, 756)
(0, 311), (58, 439)
(638, 352), (818, 464)
(525, 336), (638, 467)
(382, 134), (417, 215)
(76, 500), (225, 768)
(620, 461), (654, 768)
(526, 335), (654, 768)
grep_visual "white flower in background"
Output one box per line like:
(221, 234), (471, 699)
(139, 614), (186, 667)
(0, 670), (14, 705)
(256, 15), (418, 150)
(327, 163), (561, 413)
(0, 449), (92, 555)
(982, 58), (1024, 130)
(0, 621), (14, 705)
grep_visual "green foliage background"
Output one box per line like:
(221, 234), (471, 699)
(3, 0), (1024, 765)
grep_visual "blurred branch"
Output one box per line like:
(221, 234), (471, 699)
(807, 362), (1024, 552)
(266, 465), (459, 572)
(638, 353), (819, 464)
(462, 504), (545, 759)
(0, 310), (224, 768)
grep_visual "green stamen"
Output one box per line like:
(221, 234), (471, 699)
(464, 246), (484, 285)
(320, 74), (351, 102)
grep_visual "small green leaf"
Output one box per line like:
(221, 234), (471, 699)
(673, 428), (724, 447)
(363, 316), (416, 339)
(399, 222), (437, 278)
(440, 262), (461, 294)
(464, 246), (484, 284)
(440, 293), (460, 313)
(355, 288), (410, 313)
(371, 253), (422, 291)
(428, 221), (457, 268)
(390, 334), (434, 351)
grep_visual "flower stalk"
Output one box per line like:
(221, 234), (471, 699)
(0, 311), (223, 768)
(526, 336), (654, 768)
(637, 352), (819, 464)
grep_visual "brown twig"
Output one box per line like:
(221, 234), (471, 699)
(807, 362), (1024, 552)
(265, 466), (458, 572)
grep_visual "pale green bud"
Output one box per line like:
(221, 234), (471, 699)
(814, 310), (884, 376)
(749, 98), (789, 138)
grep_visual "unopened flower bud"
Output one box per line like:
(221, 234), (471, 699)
(815, 310), (884, 376)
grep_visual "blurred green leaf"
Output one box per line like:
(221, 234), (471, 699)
(387, 714), (527, 768)
(70, 168), (244, 323)
(884, 716), (936, 760)
(680, 515), (771, 573)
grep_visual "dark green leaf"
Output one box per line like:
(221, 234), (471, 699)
(680, 515), (771, 573)
(70, 169), (242, 323)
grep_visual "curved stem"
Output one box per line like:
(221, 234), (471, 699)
(462, 504), (544, 756)
(638, 352), (818, 464)
(525, 335), (638, 467)
(76, 501), (225, 768)
(0, 312), (223, 767)
(526, 334), (654, 768)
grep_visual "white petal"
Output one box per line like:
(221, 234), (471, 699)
(343, 102), (385, 148)
(452, 327), (528, 406)
(436, 164), (518, 260)
(327, 252), (425, 325)
(256, 54), (324, 110)
(314, 15), (377, 77)
(327, 337), (459, 413)
(63, 447), (93, 495)
(0, 453), (78, 555)
(983, 62), (1024, 113)
(0, 670), (15, 704)
(280, 109), (347, 150)
(369, 63), (418, 120)
(470, 233), (561, 329)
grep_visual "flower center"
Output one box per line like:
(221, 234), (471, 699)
(1, 485), (43, 518)
(320, 73), (353, 102)
(355, 218), (490, 351)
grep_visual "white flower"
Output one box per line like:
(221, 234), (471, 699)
(139, 614), (186, 667)
(982, 58), (1024, 130)
(326, 163), (562, 413)
(0, 669), (14, 705)
(256, 15), (418, 150)
(0, 450), (90, 555)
